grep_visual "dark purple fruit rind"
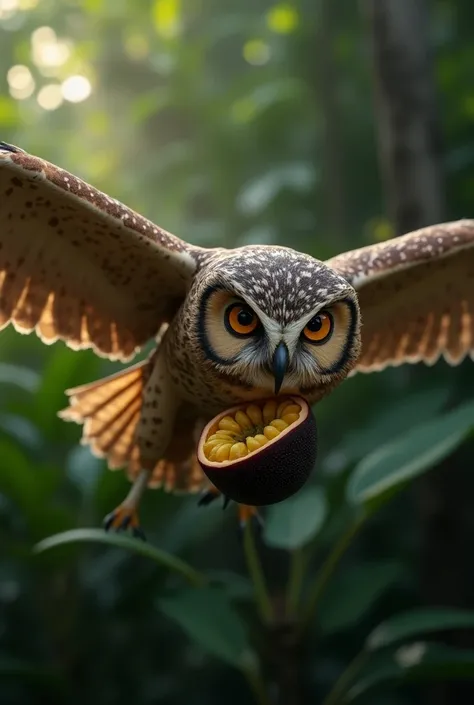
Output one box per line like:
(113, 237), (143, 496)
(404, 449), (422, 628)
(199, 409), (317, 506)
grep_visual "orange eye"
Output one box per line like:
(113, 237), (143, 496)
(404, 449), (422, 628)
(303, 311), (333, 344)
(225, 303), (259, 337)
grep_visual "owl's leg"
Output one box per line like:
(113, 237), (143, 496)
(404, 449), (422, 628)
(103, 469), (151, 540)
(102, 348), (180, 539)
(197, 490), (261, 530)
(238, 504), (263, 531)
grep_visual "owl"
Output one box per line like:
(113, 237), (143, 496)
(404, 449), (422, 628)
(1, 141), (474, 534)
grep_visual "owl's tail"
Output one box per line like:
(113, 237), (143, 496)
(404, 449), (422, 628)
(59, 360), (208, 494)
(59, 360), (151, 471)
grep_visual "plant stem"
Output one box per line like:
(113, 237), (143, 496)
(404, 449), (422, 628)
(286, 548), (306, 617)
(301, 515), (365, 630)
(243, 520), (274, 625)
(321, 650), (368, 705)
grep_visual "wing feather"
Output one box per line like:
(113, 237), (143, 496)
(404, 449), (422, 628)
(325, 220), (474, 372)
(0, 142), (208, 360)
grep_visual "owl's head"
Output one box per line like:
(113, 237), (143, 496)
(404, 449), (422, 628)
(193, 246), (361, 399)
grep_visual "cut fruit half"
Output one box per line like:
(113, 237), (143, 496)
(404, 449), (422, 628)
(197, 396), (317, 506)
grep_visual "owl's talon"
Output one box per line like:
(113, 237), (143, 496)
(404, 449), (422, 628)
(197, 491), (217, 507)
(103, 511), (117, 532)
(103, 504), (144, 539)
(103, 469), (150, 539)
(132, 525), (146, 541)
(198, 487), (221, 507)
(198, 489), (233, 510)
(120, 514), (131, 530)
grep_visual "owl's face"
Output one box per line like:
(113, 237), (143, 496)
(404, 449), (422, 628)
(192, 246), (361, 400)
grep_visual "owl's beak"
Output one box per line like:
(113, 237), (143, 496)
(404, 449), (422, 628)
(272, 342), (290, 395)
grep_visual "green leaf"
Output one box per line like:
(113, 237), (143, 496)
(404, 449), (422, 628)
(0, 438), (42, 507)
(264, 487), (327, 550)
(158, 495), (225, 556)
(33, 346), (100, 437)
(0, 433), (74, 538)
(347, 401), (474, 510)
(158, 586), (253, 668)
(366, 607), (474, 651)
(207, 570), (254, 601)
(319, 562), (403, 636)
(348, 643), (474, 702)
(0, 363), (40, 393)
(0, 413), (42, 451)
(66, 446), (102, 495)
(337, 386), (450, 464)
(34, 529), (205, 586)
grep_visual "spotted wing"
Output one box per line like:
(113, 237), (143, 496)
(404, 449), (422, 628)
(0, 142), (209, 360)
(325, 220), (474, 372)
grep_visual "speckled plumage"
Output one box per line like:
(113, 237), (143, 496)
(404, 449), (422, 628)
(1, 142), (473, 495)
(326, 221), (474, 370)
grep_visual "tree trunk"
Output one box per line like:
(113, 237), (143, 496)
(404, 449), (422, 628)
(363, 1), (474, 703)
(364, 0), (444, 233)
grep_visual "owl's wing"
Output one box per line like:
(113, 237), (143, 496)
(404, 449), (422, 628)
(0, 142), (209, 361)
(325, 220), (474, 372)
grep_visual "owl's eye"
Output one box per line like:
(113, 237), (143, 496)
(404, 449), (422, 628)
(302, 311), (333, 344)
(225, 302), (260, 337)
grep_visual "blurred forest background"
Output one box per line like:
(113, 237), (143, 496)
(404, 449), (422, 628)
(1, 0), (474, 704)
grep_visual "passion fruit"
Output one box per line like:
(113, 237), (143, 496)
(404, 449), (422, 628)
(197, 396), (317, 506)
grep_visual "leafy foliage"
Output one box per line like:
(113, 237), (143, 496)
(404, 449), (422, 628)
(0, 1), (474, 704)
(263, 486), (327, 549)
(347, 401), (474, 511)
(158, 586), (253, 668)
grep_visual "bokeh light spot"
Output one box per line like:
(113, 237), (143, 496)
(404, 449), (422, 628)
(7, 64), (33, 90)
(61, 75), (92, 103)
(31, 26), (71, 69)
(266, 3), (299, 34)
(152, 0), (181, 38)
(0, 0), (19, 20)
(37, 83), (63, 110)
(243, 39), (271, 66)
(7, 64), (35, 99)
(31, 25), (55, 44)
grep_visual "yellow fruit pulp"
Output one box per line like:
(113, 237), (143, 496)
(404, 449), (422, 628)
(203, 399), (302, 462)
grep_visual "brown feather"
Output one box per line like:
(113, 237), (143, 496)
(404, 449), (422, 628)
(124, 406), (208, 492)
(326, 220), (474, 372)
(59, 359), (152, 469)
(0, 144), (206, 361)
(60, 348), (208, 493)
(127, 454), (207, 493)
